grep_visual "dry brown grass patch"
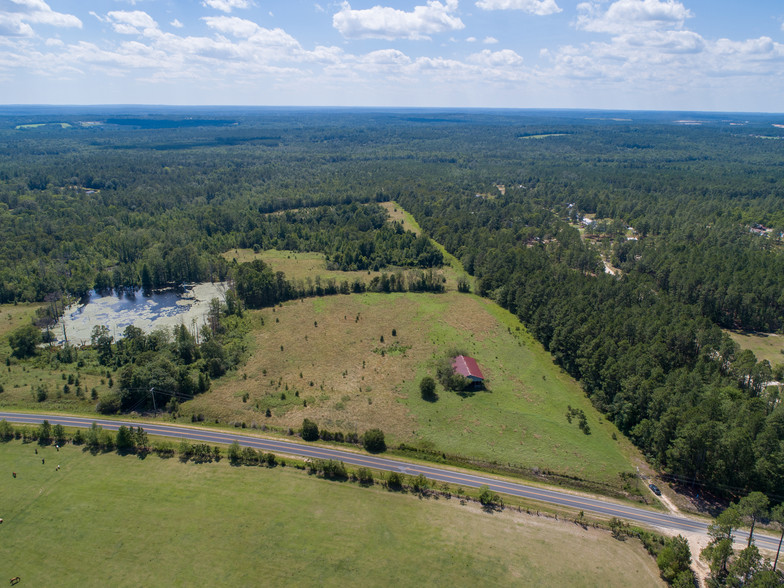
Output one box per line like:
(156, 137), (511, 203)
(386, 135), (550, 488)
(200, 294), (438, 438)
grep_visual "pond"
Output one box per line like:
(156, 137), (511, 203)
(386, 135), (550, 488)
(52, 282), (228, 346)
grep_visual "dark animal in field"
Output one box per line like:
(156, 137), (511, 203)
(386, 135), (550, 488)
(10, 577), (21, 585)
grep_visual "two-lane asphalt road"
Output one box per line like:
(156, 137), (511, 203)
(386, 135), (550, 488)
(2, 411), (780, 551)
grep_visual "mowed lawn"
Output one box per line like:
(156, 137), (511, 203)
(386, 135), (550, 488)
(194, 291), (637, 485)
(0, 441), (664, 587)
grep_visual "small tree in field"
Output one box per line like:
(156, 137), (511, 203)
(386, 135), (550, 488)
(362, 428), (386, 453)
(9, 323), (42, 358)
(38, 420), (51, 445)
(52, 424), (66, 446)
(478, 485), (502, 510)
(419, 376), (437, 401)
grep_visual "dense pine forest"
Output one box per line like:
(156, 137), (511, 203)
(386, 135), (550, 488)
(1, 107), (783, 498)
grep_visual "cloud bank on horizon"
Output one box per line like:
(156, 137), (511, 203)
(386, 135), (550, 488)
(1, 0), (782, 111)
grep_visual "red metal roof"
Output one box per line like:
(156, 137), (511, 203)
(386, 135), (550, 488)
(452, 355), (484, 380)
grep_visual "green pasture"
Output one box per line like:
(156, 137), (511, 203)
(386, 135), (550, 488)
(201, 291), (637, 487)
(0, 441), (663, 587)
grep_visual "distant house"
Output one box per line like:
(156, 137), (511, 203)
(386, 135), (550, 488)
(452, 355), (485, 388)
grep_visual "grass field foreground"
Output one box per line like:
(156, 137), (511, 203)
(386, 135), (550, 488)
(0, 441), (664, 587)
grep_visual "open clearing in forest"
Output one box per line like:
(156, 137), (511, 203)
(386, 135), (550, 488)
(193, 291), (638, 486)
(725, 329), (784, 367)
(222, 201), (469, 293)
(0, 441), (664, 587)
(379, 201), (421, 235)
(222, 248), (384, 285)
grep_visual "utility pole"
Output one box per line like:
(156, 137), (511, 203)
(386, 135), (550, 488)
(150, 387), (156, 413)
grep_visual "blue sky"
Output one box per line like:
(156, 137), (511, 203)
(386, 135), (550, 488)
(1, 0), (783, 111)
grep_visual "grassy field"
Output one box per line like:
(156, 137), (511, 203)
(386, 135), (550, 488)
(379, 201), (421, 235)
(0, 441), (664, 587)
(725, 329), (784, 367)
(192, 291), (638, 486)
(0, 302), (43, 343)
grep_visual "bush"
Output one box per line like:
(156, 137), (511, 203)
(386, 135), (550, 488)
(153, 440), (175, 457)
(241, 446), (260, 465)
(99, 430), (115, 451)
(362, 428), (386, 453)
(116, 425), (136, 453)
(96, 392), (121, 415)
(356, 467), (374, 485)
(227, 441), (242, 464)
(478, 485), (502, 509)
(386, 471), (403, 490)
(33, 384), (48, 403)
(410, 473), (430, 494)
(301, 418), (319, 441)
(72, 429), (85, 445)
(0, 419), (14, 441)
(309, 459), (347, 479)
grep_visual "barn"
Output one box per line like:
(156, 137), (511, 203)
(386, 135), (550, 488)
(452, 355), (485, 389)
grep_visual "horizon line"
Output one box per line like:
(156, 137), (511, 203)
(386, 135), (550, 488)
(1, 104), (783, 117)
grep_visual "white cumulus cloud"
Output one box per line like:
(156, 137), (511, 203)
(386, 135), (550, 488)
(106, 10), (157, 35)
(475, 0), (561, 16)
(203, 15), (259, 38)
(468, 48), (523, 66)
(0, 0), (81, 36)
(202, 16), (301, 48)
(202, 0), (253, 13)
(170, 19), (184, 29)
(333, 0), (464, 41)
(576, 0), (691, 34)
